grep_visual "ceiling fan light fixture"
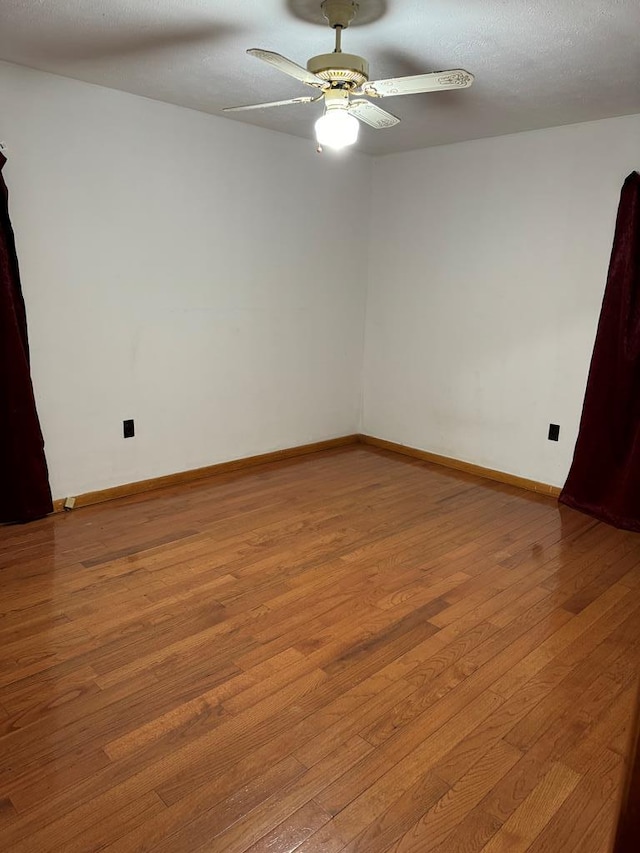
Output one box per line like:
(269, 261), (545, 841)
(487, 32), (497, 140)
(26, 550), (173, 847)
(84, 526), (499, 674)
(225, 2), (475, 153)
(315, 108), (359, 150)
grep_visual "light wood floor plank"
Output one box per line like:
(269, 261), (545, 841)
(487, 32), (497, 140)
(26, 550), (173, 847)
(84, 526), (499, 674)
(1, 446), (637, 852)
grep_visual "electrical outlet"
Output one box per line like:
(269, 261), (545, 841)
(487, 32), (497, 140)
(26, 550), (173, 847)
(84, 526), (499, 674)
(123, 419), (135, 438)
(548, 423), (560, 441)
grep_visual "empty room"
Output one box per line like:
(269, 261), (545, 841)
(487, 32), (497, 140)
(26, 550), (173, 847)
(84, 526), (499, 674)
(2, 1), (640, 850)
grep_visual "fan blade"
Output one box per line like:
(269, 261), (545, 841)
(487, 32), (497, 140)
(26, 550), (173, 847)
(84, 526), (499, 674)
(247, 48), (326, 88)
(359, 69), (474, 98)
(224, 95), (321, 112)
(349, 99), (400, 128)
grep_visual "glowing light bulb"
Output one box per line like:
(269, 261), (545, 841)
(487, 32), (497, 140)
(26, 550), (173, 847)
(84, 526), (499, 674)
(314, 109), (359, 150)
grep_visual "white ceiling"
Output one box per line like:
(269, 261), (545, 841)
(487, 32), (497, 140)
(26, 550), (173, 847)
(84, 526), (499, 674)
(1, 0), (639, 156)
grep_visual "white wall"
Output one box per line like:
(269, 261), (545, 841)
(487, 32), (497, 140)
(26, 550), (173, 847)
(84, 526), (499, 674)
(2, 58), (639, 500)
(363, 114), (640, 487)
(0, 61), (371, 499)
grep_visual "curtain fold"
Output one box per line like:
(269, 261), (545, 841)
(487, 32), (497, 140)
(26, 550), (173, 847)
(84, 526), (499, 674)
(560, 171), (640, 530)
(0, 153), (53, 523)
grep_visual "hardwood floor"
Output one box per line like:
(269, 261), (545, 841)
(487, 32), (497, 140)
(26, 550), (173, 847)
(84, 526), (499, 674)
(1, 445), (639, 852)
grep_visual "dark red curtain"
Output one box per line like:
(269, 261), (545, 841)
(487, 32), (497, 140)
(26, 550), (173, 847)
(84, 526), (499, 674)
(560, 172), (640, 531)
(0, 153), (53, 523)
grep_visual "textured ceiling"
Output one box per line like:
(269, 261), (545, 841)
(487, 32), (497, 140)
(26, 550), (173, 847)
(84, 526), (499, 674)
(1, 0), (639, 155)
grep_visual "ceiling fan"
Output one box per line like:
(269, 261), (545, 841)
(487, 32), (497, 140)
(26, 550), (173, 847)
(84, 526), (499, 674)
(224, 0), (474, 151)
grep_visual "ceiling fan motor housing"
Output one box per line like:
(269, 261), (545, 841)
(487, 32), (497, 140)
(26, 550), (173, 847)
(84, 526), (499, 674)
(307, 52), (369, 87)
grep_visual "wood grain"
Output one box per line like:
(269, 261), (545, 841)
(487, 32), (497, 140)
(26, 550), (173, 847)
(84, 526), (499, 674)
(53, 434), (360, 511)
(612, 677), (640, 852)
(1, 444), (637, 852)
(52, 432), (561, 515)
(359, 434), (561, 497)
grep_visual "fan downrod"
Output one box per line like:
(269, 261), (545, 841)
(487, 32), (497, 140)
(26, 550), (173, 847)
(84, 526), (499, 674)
(308, 1), (367, 88)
